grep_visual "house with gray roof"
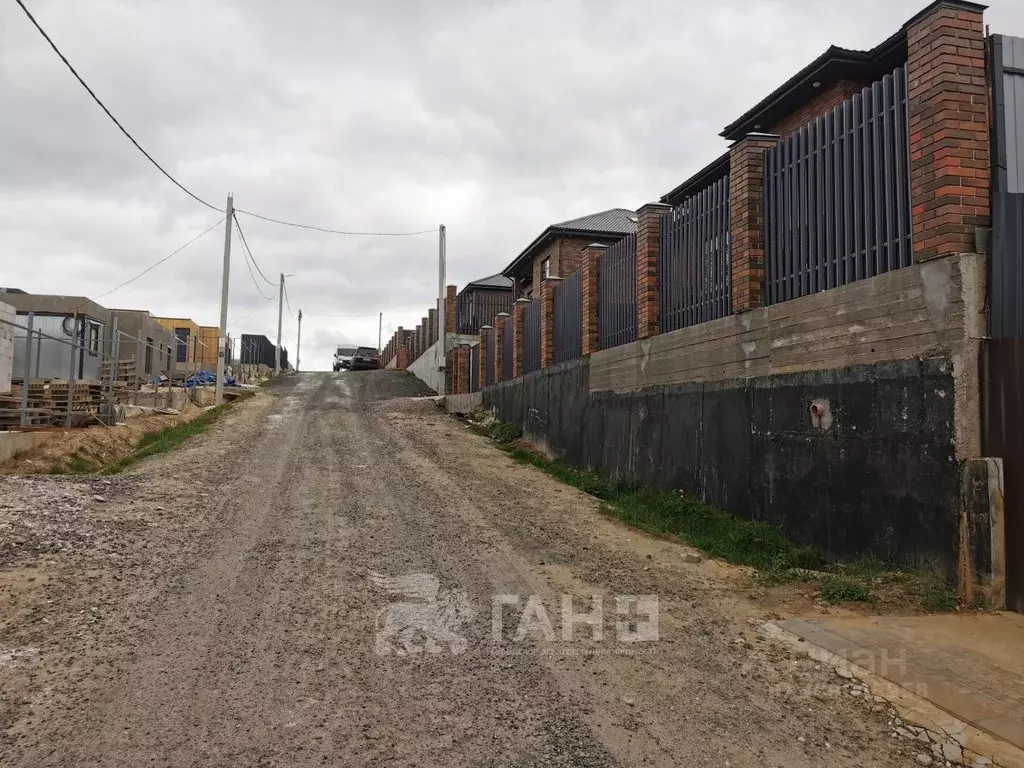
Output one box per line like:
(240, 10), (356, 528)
(455, 272), (514, 335)
(501, 208), (637, 298)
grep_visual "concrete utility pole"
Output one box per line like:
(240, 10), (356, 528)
(378, 312), (383, 354)
(437, 224), (446, 395)
(275, 272), (284, 373)
(296, 309), (302, 373)
(215, 193), (233, 405)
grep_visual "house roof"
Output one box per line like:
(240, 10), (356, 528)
(463, 272), (513, 292)
(720, 32), (908, 140)
(502, 208), (637, 280)
(660, 151), (731, 207)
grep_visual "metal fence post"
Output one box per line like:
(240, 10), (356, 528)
(19, 313), (34, 428)
(65, 314), (78, 427)
(34, 325), (42, 379)
(106, 316), (119, 424)
(134, 331), (142, 406)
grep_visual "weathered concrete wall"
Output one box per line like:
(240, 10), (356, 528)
(0, 431), (55, 464)
(442, 392), (482, 415)
(590, 253), (984, 458)
(480, 257), (988, 573)
(0, 302), (14, 394)
(485, 355), (959, 572)
(408, 333), (479, 394)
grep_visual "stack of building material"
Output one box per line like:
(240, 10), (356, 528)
(48, 379), (103, 413)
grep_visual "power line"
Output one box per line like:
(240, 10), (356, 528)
(89, 216), (226, 303)
(283, 280), (297, 320)
(232, 214), (275, 285)
(236, 225), (276, 302)
(13, 0), (222, 213)
(234, 209), (437, 237)
(15, 1), (439, 235)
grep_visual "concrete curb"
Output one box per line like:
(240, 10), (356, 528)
(762, 621), (1024, 768)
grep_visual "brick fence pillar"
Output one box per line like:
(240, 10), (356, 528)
(581, 243), (608, 355)
(427, 308), (437, 347)
(729, 133), (779, 313)
(512, 297), (530, 378)
(421, 316), (429, 352)
(445, 285), (457, 338)
(455, 345), (470, 394)
(907, 0), (989, 261)
(636, 202), (673, 338)
(479, 325), (491, 387)
(540, 277), (562, 368)
(494, 313), (510, 382)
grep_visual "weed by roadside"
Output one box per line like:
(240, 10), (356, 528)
(475, 417), (957, 612)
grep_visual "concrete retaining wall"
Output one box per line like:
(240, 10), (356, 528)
(480, 255), (987, 574)
(408, 333), (479, 394)
(443, 392), (482, 415)
(0, 431), (55, 464)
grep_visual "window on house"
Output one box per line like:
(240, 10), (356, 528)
(144, 338), (153, 374)
(542, 258), (551, 279)
(86, 322), (100, 356)
(174, 328), (190, 363)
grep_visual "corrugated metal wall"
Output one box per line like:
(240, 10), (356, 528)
(12, 314), (104, 381)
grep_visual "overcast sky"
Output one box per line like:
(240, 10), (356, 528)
(2, 0), (1022, 371)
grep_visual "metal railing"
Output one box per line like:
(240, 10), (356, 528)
(523, 298), (541, 374)
(554, 270), (582, 363)
(598, 233), (637, 350)
(0, 312), (242, 429)
(456, 290), (514, 335)
(470, 344), (480, 392)
(502, 318), (513, 380)
(764, 66), (913, 305)
(660, 175), (731, 331)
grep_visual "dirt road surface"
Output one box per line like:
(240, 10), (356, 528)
(0, 372), (919, 767)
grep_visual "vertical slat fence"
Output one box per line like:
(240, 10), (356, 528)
(523, 298), (541, 374)
(598, 233), (637, 350)
(764, 66), (912, 305)
(554, 270), (582, 363)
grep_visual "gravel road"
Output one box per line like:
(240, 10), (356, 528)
(0, 372), (918, 767)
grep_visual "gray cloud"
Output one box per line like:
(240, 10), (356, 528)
(3, 0), (1023, 369)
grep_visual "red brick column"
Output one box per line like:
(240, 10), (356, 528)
(494, 313), (510, 382)
(581, 243), (607, 355)
(540, 277), (561, 368)
(907, 0), (989, 261)
(512, 298), (530, 378)
(636, 202), (672, 339)
(420, 316), (429, 352)
(729, 133), (779, 313)
(445, 285), (457, 337)
(479, 325), (491, 387)
(455, 345), (470, 394)
(427, 308), (437, 347)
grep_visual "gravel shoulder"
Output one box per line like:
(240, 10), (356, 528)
(0, 371), (919, 767)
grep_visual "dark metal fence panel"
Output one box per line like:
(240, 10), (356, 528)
(990, 35), (1024, 339)
(470, 344), (480, 392)
(984, 337), (1024, 612)
(660, 175), (731, 331)
(554, 270), (582, 363)
(523, 298), (541, 374)
(457, 289), (514, 335)
(485, 327), (496, 386)
(502, 319), (513, 380)
(598, 233), (637, 350)
(764, 66), (912, 305)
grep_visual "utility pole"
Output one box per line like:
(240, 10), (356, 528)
(437, 224), (446, 395)
(296, 309), (302, 373)
(275, 272), (284, 373)
(215, 193), (233, 405)
(378, 312), (383, 354)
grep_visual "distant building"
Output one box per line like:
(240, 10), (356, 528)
(501, 209), (637, 299)
(455, 273), (513, 335)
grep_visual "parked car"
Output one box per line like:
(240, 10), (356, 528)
(333, 346), (356, 372)
(350, 346), (381, 371)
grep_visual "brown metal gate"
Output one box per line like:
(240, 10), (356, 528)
(987, 36), (1024, 612)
